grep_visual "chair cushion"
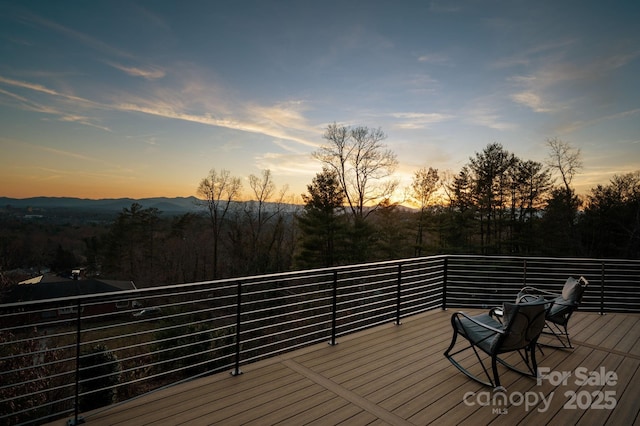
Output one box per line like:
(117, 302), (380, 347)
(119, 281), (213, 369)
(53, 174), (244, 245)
(562, 277), (581, 302)
(455, 313), (502, 354)
(499, 300), (546, 352)
(546, 295), (570, 323)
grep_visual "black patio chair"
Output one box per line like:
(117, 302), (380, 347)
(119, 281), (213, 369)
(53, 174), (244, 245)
(444, 299), (547, 389)
(514, 276), (588, 349)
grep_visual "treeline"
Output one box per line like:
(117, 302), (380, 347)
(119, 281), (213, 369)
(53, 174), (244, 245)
(2, 126), (639, 288)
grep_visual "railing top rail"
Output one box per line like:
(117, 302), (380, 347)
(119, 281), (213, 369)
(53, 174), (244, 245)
(0, 256), (447, 311)
(2, 254), (638, 311)
(445, 254), (640, 264)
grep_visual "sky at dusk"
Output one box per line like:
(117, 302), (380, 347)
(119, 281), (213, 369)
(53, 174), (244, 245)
(1, 0), (639, 202)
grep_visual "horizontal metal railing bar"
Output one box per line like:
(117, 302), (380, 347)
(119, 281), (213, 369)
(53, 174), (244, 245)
(238, 334), (331, 366)
(89, 325), (218, 362)
(7, 396), (76, 425)
(77, 296), (238, 323)
(242, 282), (331, 303)
(336, 302), (395, 323)
(239, 322), (330, 350)
(402, 299), (442, 313)
(80, 307), (235, 337)
(96, 331), (234, 374)
(241, 332), (333, 359)
(2, 376), (76, 406)
(401, 288), (442, 300)
(0, 358), (76, 391)
(239, 289), (332, 308)
(82, 343), (237, 392)
(239, 312), (332, 337)
(336, 280), (397, 297)
(335, 315), (396, 338)
(109, 341), (235, 385)
(0, 350), (77, 374)
(337, 293), (395, 313)
(0, 315), (80, 335)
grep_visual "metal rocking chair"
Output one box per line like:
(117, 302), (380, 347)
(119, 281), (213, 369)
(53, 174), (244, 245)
(516, 276), (588, 349)
(444, 299), (547, 389)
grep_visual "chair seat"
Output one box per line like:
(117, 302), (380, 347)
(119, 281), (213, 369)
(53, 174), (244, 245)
(546, 296), (573, 324)
(455, 313), (502, 353)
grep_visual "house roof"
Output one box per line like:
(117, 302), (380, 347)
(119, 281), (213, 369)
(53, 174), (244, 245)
(5, 275), (136, 304)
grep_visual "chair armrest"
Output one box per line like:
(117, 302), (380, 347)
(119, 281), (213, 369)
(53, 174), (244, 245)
(453, 311), (505, 335)
(519, 286), (560, 299)
(549, 298), (578, 307)
(489, 306), (503, 320)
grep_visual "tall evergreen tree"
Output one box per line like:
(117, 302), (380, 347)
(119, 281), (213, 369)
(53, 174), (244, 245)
(295, 168), (348, 268)
(468, 143), (516, 253)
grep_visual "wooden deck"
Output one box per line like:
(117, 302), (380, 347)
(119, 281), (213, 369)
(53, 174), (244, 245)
(62, 309), (640, 425)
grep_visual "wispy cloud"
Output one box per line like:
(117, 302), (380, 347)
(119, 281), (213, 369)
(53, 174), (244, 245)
(0, 76), (108, 129)
(32, 146), (137, 178)
(0, 75), (60, 97)
(510, 91), (554, 113)
(254, 151), (319, 177)
(417, 53), (451, 65)
(508, 47), (640, 113)
(115, 100), (319, 148)
(106, 61), (166, 80)
(0, 73), (319, 146)
(465, 103), (515, 131)
(56, 114), (111, 132)
(553, 108), (640, 135)
(0, 75), (98, 106)
(3, 137), (135, 178)
(23, 12), (133, 59)
(491, 38), (577, 69)
(39, 146), (100, 162)
(24, 13), (166, 81)
(391, 112), (454, 129)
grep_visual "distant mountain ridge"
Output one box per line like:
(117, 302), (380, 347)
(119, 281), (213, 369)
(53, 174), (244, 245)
(0, 196), (202, 212)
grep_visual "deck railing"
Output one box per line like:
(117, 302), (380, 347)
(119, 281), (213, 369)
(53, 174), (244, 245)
(1, 255), (639, 425)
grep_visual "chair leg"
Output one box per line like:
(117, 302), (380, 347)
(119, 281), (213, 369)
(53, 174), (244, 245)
(540, 321), (573, 349)
(491, 356), (501, 389)
(444, 322), (497, 388)
(529, 342), (538, 378)
(494, 343), (540, 379)
(443, 325), (459, 358)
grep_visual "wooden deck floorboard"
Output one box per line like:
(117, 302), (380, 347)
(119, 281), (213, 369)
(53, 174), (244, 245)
(54, 309), (640, 426)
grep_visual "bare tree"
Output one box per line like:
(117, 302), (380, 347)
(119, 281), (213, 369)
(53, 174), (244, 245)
(197, 169), (242, 279)
(545, 137), (582, 194)
(313, 123), (398, 220)
(411, 167), (440, 256)
(543, 138), (583, 254)
(243, 169), (291, 273)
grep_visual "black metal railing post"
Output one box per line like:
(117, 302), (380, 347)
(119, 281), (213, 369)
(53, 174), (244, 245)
(231, 281), (243, 376)
(395, 264), (402, 325)
(600, 262), (605, 315)
(71, 298), (84, 425)
(329, 271), (338, 346)
(442, 257), (448, 310)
